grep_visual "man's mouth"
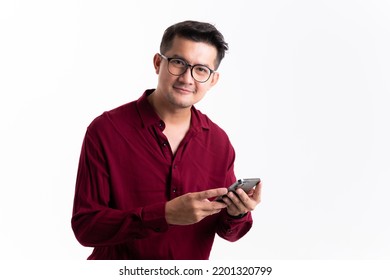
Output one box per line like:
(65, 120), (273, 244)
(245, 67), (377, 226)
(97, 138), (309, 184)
(173, 85), (194, 94)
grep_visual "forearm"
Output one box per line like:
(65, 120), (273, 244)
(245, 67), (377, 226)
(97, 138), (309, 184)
(71, 202), (168, 247)
(216, 209), (253, 242)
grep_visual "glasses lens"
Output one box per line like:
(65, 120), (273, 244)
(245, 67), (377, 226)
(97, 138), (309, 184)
(168, 59), (187, 75)
(167, 58), (211, 83)
(192, 65), (211, 83)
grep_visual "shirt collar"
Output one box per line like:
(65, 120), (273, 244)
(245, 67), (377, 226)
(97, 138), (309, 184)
(136, 89), (161, 128)
(136, 89), (210, 130)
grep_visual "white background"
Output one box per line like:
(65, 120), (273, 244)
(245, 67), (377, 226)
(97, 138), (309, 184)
(1, 0), (389, 261)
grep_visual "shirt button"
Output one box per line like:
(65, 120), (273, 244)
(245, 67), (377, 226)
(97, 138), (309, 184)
(158, 121), (165, 130)
(172, 188), (176, 193)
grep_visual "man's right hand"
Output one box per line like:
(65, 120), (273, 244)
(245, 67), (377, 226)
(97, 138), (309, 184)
(165, 188), (228, 225)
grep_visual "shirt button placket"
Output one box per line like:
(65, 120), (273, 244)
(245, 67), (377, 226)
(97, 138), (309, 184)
(171, 163), (179, 197)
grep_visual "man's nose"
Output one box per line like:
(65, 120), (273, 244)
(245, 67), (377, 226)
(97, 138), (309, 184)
(178, 67), (194, 83)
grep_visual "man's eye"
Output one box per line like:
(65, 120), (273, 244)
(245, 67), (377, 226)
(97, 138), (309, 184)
(194, 66), (210, 74)
(171, 59), (186, 66)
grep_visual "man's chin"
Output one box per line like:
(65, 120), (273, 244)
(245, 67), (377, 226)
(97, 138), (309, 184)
(168, 95), (196, 109)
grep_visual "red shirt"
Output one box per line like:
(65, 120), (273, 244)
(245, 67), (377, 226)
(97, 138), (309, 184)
(71, 89), (252, 259)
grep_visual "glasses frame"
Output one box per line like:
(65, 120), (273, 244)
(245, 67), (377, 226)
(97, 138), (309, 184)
(159, 54), (215, 83)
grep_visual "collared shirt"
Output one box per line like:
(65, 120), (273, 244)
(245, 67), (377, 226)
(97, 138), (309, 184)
(71, 89), (252, 260)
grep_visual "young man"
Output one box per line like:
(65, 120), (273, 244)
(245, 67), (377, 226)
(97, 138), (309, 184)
(71, 20), (262, 260)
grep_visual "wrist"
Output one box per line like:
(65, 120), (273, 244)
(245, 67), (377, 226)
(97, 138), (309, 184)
(227, 212), (248, 219)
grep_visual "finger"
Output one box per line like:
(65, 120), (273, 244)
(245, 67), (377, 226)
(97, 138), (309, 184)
(210, 200), (228, 210)
(252, 181), (262, 203)
(222, 196), (233, 207)
(227, 190), (248, 212)
(235, 188), (251, 204)
(222, 196), (240, 212)
(195, 188), (228, 200)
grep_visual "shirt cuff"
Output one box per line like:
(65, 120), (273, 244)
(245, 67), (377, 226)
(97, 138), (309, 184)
(227, 212), (248, 219)
(141, 202), (169, 233)
(223, 208), (251, 223)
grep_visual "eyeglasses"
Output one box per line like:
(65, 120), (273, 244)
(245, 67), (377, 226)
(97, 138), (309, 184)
(159, 54), (215, 83)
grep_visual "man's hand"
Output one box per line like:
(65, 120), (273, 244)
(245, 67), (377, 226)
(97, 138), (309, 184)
(165, 188), (228, 225)
(222, 181), (262, 217)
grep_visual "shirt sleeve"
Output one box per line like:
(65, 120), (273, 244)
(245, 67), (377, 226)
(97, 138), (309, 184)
(213, 135), (254, 242)
(71, 129), (169, 247)
(215, 207), (253, 242)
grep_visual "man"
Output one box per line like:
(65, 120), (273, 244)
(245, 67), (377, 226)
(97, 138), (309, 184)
(71, 20), (262, 260)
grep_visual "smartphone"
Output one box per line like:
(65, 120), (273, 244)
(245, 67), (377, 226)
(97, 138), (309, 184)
(216, 178), (260, 202)
(227, 178), (261, 193)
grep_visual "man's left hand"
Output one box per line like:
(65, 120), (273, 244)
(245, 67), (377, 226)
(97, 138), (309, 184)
(222, 181), (262, 217)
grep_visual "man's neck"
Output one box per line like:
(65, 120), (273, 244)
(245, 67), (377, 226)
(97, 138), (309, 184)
(147, 91), (192, 126)
(147, 90), (192, 154)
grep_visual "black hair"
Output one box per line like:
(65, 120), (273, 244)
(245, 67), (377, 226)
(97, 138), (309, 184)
(160, 20), (228, 69)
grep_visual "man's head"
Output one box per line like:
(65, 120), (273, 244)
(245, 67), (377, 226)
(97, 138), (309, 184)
(160, 20), (228, 70)
(152, 20), (228, 110)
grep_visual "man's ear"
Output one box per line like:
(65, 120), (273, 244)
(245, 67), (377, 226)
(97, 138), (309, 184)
(209, 71), (220, 87)
(153, 53), (162, 74)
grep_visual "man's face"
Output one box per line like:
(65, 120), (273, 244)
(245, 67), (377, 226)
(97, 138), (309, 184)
(154, 36), (220, 110)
